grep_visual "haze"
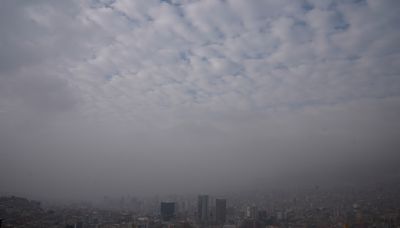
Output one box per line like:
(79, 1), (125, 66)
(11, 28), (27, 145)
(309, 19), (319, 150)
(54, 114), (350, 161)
(1, 0), (400, 201)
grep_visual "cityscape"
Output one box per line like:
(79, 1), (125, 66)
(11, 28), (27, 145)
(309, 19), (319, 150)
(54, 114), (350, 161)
(1, 181), (400, 227)
(1, 0), (400, 227)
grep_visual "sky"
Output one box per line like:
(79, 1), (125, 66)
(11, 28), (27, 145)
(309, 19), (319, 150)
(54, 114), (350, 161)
(0, 0), (400, 200)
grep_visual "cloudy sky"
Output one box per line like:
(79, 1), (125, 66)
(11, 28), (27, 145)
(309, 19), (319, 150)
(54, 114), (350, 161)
(1, 0), (400, 199)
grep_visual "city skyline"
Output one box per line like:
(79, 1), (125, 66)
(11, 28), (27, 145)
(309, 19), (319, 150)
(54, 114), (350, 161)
(1, 185), (400, 227)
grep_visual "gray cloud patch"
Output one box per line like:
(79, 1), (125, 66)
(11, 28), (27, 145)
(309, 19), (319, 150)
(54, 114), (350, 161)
(0, 0), (400, 200)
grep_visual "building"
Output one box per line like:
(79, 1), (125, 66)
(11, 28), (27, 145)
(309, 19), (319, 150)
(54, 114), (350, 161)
(135, 217), (149, 228)
(197, 195), (209, 224)
(246, 206), (257, 219)
(216, 199), (227, 225)
(160, 202), (175, 221)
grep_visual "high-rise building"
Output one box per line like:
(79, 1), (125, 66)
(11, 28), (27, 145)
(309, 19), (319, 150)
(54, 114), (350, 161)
(245, 206), (257, 219)
(215, 198), (227, 225)
(197, 195), (209, 224)
(160, 202), (175, 221)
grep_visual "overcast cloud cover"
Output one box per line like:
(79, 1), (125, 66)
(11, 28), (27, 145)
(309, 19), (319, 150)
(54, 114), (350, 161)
(1, 0), (400, 199)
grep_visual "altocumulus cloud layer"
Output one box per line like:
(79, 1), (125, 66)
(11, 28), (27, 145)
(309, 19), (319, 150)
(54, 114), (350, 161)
(1, 0), (400, 199)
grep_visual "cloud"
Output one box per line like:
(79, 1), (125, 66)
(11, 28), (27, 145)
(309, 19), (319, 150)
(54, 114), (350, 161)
(0, 0), (399, 198)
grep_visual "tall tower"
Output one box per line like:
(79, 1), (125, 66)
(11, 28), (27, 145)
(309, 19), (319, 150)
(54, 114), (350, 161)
(215, 198), (227, 225)
(197, 195), (209, 224)
(160, 202), (175, 221)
